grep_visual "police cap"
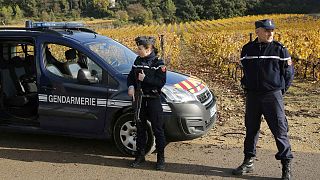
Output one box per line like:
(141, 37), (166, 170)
(135, 36), (156, 46)
(255, 19), (275, 29)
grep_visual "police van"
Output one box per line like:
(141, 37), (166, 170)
(0, 21), (217, 155)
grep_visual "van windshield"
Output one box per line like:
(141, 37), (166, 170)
(86, 40), (137, 74)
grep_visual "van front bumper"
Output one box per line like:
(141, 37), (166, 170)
(163, 100), (217, 141)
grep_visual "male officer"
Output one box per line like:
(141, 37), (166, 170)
(127, 36), (167, 170)
(232, 19), (294, 180)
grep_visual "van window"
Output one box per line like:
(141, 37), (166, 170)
(0, 40), (37, 111)
(86, 39), (137, 74)
(0, 41), (34, 61)
(44, 43), (104, 83)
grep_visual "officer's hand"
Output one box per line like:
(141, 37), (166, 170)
(243, 89), (248, 95)
(138, 70), (145, 81)
(128, 86), (135, 99)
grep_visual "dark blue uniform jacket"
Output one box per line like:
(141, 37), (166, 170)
(127, 51), (166, 96)
(240, 38), (294, 93)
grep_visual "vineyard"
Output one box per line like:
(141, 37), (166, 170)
(97, 14), (320, 81)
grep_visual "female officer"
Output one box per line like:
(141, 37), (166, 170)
(127, 36), (167, 170)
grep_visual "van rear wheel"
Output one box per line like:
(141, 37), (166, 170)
(113, 112), (155, 156)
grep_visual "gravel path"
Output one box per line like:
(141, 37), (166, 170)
(0, 132), (319, 180)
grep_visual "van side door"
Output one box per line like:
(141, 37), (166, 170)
(37, 39), (109, 134)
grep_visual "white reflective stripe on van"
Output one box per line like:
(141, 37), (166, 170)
(39, 94), (170, 110)
(38, 94), (105, 107)
(38, 94), (48, 102)
(97, 98), (107, 107)
(241, 56), (291, 61)
(107, 99), (132, 108)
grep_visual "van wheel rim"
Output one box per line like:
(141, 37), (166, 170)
(119, 121), (137, 151)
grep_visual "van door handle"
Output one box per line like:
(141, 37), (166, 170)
(41, 86), (56, 91)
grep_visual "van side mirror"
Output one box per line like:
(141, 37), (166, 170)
(77, 69), (98, 84)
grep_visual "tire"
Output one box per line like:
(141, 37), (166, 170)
(113, 112), (155, 156)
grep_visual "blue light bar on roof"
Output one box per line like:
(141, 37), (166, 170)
(30, 21), (84, 28)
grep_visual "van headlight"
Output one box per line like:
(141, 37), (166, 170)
(162, 85), (197, 103)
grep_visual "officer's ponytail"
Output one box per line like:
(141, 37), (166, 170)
(153, 46), (159, 56)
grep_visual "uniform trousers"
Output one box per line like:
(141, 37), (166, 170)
(244, 90), (293, 160)
(136, 97), (165, 153)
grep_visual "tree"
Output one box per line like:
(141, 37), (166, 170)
(246, 0), (262, 14)
(60, 0), (70, 14)
(90, 0), (113, 18)
(174, 0), (199, 21)
(118, 0), (137, 9)
(161, 0), (176, 23)
(0, 0), (319, 23)
(127, 3), (151, 24)
(138, 0), (151, 8)
(197, 0), (246, 19)
(220, 0), (246, 18)
(0, 6), (13, 24)
(192, 0), (205, 19)
(115, 10), (129, 22)
(135, 0), (162, 22)
(14, 5), (24, 20)
(92, 0), (109, 9)
(39, 0), (51, 14)
(25, 0), (38, 17)
(49, 10), (56, 21)
(69, 0), (80, 10)
(201, 0), (221, 19)
(52, 1), (62, 14)
(70, 9), (81, 20)
(40, 11), (50, 21)
(151, 6), (162, 23)
(248, 0), (320, 14)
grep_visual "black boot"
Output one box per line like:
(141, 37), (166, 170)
(232, 157), (254, 175)
(131, 150), (145, 168)
(281, 159), (292, 180)
(156, 152), (165, 170)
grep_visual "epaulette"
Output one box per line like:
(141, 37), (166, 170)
(157, 58), (165, 64)
(274, 41), (286, 48)
(151, 57), (164, 66)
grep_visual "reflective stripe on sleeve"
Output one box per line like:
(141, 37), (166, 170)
(241, 56), (291, 61)
(133, 65), (162, 70)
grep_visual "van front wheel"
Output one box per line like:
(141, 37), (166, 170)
(113, 112), (155, 156)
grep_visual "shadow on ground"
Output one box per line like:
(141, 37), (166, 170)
(0, 132), (277, 179)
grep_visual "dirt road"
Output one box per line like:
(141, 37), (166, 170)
(0, 78), (319, 180)
(0, 132), (319, 180)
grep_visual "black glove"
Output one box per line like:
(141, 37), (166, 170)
(241, 84), (248, 95)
